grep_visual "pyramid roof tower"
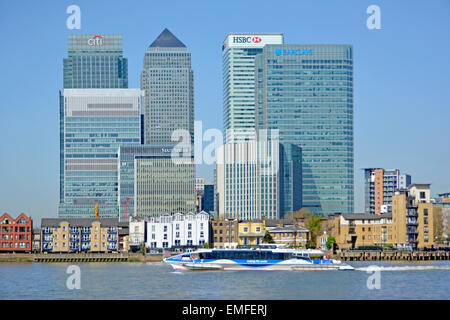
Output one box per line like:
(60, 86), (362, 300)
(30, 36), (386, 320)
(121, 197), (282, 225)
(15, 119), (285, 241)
(148, 28), (186, 48)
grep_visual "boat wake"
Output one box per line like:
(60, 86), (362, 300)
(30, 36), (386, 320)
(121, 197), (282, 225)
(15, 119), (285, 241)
(355, 265), (450, 272)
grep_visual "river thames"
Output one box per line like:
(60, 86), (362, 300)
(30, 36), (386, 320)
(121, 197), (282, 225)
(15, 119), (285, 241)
(1, 260), (449, 300)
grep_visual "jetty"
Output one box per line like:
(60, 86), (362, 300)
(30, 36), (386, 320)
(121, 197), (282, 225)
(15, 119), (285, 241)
(337, 250), (450, 261)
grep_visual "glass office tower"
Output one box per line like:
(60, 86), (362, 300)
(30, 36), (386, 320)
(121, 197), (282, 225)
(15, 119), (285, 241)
(256, 45), (354, 216)
(60, 34), (129, 210)
(222, 34), (283, 143)
(63, 34), (128, 89)
(141, 28), (194, 146)
(58, 89), (142, 218)
(118, 145), (195, 221)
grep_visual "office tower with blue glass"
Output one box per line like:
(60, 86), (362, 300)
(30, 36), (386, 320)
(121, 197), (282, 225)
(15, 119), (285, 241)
(118, 145), (195, 220)
(222, 33), (283, 143)
(63, 34), (128, 89)
(59, 34), (130, 218)
(256, 45), (354, 216)
(141, 28), (194, 146)
(58, 89), (142, 218)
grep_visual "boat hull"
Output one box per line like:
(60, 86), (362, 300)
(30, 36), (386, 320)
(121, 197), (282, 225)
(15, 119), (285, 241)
(167, 259), (353, 271)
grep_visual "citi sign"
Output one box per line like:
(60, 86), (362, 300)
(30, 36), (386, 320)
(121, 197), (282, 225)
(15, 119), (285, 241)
(233, 36), (262, 44)
(87, 35), (103, 46)
(275, 48), (313, 56)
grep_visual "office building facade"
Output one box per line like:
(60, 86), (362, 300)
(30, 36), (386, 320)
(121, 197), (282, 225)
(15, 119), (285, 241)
(256, 44), (354, 216)
(216, 138), (300, 220)
(60, 34), (129, 211)
(363, 168), (412, 215)
(63, 34), (128, 89)
(222, 33), (283, 143)
(118, 144), (195, 220)
(58, 89), (142, 218)
(141, 28), (194, 146)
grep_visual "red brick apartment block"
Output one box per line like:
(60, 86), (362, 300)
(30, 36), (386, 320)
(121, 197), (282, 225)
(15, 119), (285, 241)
(0, 213), (33, 252)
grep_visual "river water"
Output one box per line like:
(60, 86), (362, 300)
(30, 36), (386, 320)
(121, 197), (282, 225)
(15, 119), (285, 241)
(1, 260), (449, 299)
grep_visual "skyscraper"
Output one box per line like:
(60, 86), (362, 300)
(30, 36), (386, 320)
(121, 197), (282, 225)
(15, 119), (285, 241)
(256, 44), (354, 216)
(60, 34), (129, 212)
(63, 34), (128, 89)
(222, 33), (283, 143)
(364, 168), (412, 215)
(58, 89), (142, 218)
(141, 28), (194, 146)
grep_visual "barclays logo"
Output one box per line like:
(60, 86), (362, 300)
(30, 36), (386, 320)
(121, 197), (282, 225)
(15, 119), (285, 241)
(275, 48), (313, 56)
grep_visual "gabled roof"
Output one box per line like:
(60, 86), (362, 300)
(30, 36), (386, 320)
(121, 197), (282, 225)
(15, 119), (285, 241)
(149, 28), (186, 48)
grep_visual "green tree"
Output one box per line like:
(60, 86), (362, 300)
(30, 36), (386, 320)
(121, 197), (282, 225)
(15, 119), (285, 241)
(306, 213), (322, 248)
(326, 236), (336, 250)
(204, 243), (210, 249)
(264, 230), (274, 243)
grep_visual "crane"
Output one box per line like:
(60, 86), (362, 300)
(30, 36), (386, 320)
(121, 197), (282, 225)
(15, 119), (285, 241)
(94, 203), (99, 218)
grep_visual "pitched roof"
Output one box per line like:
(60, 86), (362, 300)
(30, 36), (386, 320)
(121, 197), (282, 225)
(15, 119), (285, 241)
(149, 28), (186, 48)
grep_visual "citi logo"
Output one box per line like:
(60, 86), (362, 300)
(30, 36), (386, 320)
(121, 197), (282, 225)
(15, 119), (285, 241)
(88, 35), (103, 46)
(275, 48), (313, 56)
(252, 37), (262, 43)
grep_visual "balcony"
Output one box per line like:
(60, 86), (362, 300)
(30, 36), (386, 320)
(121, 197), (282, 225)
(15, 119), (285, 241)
(406, 209), (418, 218)
(406, 228), (418, 234)
(107, 228), (117, 234)
(81, 245), (90, 251)
(107, 236), (117, 242)
(406, 219), (418, 225)
(107, 244), (118, 251)
(81, 228), (90, 234)
(42, 228), (52, 234)
(69, 245), (79, 251)
(69, 237), (79, 242)
(70, 228), (79, 234)
(43, 236), (53, 242)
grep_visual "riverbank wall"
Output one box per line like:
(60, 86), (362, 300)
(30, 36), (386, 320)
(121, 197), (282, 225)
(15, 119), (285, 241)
(0, 253), (164, 263)
(335, 250), (450, 261)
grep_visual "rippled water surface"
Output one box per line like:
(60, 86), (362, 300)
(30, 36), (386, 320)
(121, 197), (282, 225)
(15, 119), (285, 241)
(1, 261), (449, 299)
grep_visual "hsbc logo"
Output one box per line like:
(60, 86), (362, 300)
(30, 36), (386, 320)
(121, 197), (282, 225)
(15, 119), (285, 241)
(232, 36), (264, 44)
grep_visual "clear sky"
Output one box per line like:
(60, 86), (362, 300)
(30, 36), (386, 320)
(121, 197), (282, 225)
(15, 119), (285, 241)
(0, 0), (449, 224)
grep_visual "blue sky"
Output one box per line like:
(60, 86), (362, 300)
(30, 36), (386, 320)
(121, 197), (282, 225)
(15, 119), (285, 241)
(0, 0), (449, 224)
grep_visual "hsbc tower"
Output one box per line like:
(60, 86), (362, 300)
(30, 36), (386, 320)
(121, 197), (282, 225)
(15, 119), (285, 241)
(222, 33), (283, 143)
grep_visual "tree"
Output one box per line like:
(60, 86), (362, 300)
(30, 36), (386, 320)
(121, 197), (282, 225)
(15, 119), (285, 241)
(306, 213), (322, 248)
(263, 231), (274, 243)
(326, 236), (336, 250)
(204, 243), (210, 249)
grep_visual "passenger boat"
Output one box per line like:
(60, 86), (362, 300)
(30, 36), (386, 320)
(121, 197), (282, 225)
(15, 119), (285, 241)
(164, 245), (354, 271)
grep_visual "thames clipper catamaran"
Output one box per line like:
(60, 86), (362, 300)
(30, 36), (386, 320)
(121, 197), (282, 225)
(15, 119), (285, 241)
(164, 244), (354, 271)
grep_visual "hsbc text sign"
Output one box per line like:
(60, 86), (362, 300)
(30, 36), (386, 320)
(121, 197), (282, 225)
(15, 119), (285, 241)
(225, 34), (283, 49)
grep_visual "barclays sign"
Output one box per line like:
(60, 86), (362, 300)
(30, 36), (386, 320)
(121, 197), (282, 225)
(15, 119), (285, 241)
(275, 48), (313, 56)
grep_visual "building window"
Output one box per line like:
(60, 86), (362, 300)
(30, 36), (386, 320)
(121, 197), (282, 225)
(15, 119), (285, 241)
(244, 227), (248, 232)
(164, 226), (167, 232)
(424, 218), (428, 225)
(420, 192), (426, 199)
(423, 209), (428, 216)
(256, 227), (261, 232)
